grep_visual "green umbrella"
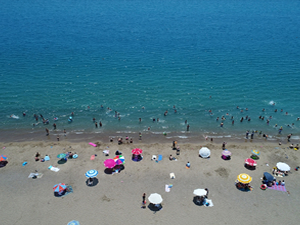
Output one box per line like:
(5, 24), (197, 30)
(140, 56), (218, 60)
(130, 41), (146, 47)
(57, 153), (67, 159)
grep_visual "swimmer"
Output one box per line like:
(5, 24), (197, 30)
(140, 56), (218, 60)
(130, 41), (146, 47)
(153, 118), (156, 122)
(246, 108), (248, 111)
(262, 108), (265, 112)
(236, 106), (239, 109)
(174, 109), (177, 113)
(148, 127), (150, 131)
(157, 118), (159, 122)
(23, 112), (26, 116)
(281, 109), (283, 112)
(286, 112), (288, 115)
(220, 122), (224, 127)
(232, 120), (234, 125)
(100, 121), (102, 127)
(248, 117), (251, 121)
(275, 109), (277, 112)
(185, 120), (187, 124)
(139, 118), (142, 122)
(101, 105), (103, 108)
(216, 117), (219, 121)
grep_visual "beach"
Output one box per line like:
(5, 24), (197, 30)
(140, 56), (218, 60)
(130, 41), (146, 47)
(1, 137), (300, 225)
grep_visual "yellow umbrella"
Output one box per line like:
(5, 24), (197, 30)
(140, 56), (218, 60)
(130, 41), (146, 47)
(237, 173), (252, 184)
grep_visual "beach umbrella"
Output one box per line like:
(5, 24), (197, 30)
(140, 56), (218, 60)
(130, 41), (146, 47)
(0, 155), (7, 161)
(222, 149), (231, 156)
(245, 158), (257, 166)
(148, 193), (163, 204)
(53, 183), (67, 192)
(114, 155), (125, 165)
(263, 172), (274, 182)
(276, 162), (290, 171)
(199, 147), (211, 158)
(57, 153), (67, 159)
(237, 173), (252, 184)
(104, 159), (116, 168)
(68, 221), (80, 225)
(85, 169), (98, 178)
(132, 148), (143, 155)
(251, 150), (260, 156)
(193, 189), (207, 196)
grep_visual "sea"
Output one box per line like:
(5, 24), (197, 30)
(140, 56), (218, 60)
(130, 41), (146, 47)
(0, 0), (299, 142)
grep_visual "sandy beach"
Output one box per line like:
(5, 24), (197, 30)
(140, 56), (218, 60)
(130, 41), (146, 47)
(1, 137), (300, 225)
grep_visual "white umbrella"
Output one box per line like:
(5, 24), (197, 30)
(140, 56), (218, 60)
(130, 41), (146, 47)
(193, 189), (207, 196)
(148, 193), (163, 204)
(199, 147), (211, 158)
(276, 162), (290, 171)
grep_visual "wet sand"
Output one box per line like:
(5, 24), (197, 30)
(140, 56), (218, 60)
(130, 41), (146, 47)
(1, 138), (300, 225)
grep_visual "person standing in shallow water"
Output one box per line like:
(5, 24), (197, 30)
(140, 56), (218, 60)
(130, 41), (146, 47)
(45, 128), (49, 136)
(187, 124), (190, 131)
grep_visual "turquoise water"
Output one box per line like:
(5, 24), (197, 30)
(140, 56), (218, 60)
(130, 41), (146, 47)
(0, 0), (299, 140)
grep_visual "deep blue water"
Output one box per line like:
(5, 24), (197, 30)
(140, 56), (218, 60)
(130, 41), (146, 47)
(0, 0), (299, 140)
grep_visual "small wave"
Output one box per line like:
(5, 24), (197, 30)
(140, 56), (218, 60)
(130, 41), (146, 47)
(269, 100), (276, 105)
(177, 136), (188, 139)
(75, 132), (83, 134)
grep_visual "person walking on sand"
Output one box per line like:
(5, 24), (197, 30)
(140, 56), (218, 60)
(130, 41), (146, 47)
(57, 135), (59, 141)
(186, 161), (191, 169)
(45, 128), (49, 136)
(142, 193), (146, 208)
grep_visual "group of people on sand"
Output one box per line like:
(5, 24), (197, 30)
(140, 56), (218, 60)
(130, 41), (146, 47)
(113, 136), (133, 145)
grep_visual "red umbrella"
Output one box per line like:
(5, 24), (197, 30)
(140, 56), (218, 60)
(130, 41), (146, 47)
(104, 159), (116, 168)
(245, 158), (257, 166)
(132, 148), (143, 155)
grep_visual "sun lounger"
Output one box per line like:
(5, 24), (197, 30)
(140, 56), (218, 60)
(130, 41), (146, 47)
(48, 165), (60, 172)
(165, 184), (170, 192)
(28, 173), (43, 178)
(103, 150), (109, 156)
(170, 173), (175, 179)
(204, 199), (214, 207)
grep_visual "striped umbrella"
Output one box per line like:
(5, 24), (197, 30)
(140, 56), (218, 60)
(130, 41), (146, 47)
(104, 159), (116, 168)
(0, 155), (7, 161)
(132, 148), (143, 155)
(85, 170), (98, 178)
(251, 150), (260, 156)
(245, 158), (257, 166)
(53, 183), (67, 192)
(237, 173), (252, 184)
(114, 155), (125, 165)
(222, 150), (231, 156)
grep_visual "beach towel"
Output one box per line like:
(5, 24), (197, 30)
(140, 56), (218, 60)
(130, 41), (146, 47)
(57, 186), (73, 197)
(170, 173), (175, 179)
(28, 173), (43, 178)
(204, 199), (214, 207)
(44, 156), (50, 161)
(89, 142), (97, 147)
(48, 165), (60, 172)
(165, 184), (170, 192)
(90, 155), (96, 160)
(158, 155), (163, 161)
(268, 184), (287, 192)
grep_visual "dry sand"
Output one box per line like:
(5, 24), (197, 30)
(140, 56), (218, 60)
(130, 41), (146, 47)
(1, 138), (300, 225)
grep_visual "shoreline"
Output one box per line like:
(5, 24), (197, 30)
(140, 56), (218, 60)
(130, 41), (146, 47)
(0, 128), (295, 145)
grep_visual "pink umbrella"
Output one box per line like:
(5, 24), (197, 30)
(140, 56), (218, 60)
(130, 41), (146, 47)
(104, 159), (116, 168)
(245, 158), (257, 166)
(132, 148), (143, 155)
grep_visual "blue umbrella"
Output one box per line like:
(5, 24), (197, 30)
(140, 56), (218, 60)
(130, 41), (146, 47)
(263, 172), (274, 182)
(85, 170), (98, 178)
(68, 221), (80, 225)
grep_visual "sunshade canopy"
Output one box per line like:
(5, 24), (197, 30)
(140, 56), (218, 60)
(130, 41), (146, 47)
(199, 147), (211, 158)
(148, 193), (163, 204)
(276, 162), (290, 171)
(237, 173), (252, 184)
